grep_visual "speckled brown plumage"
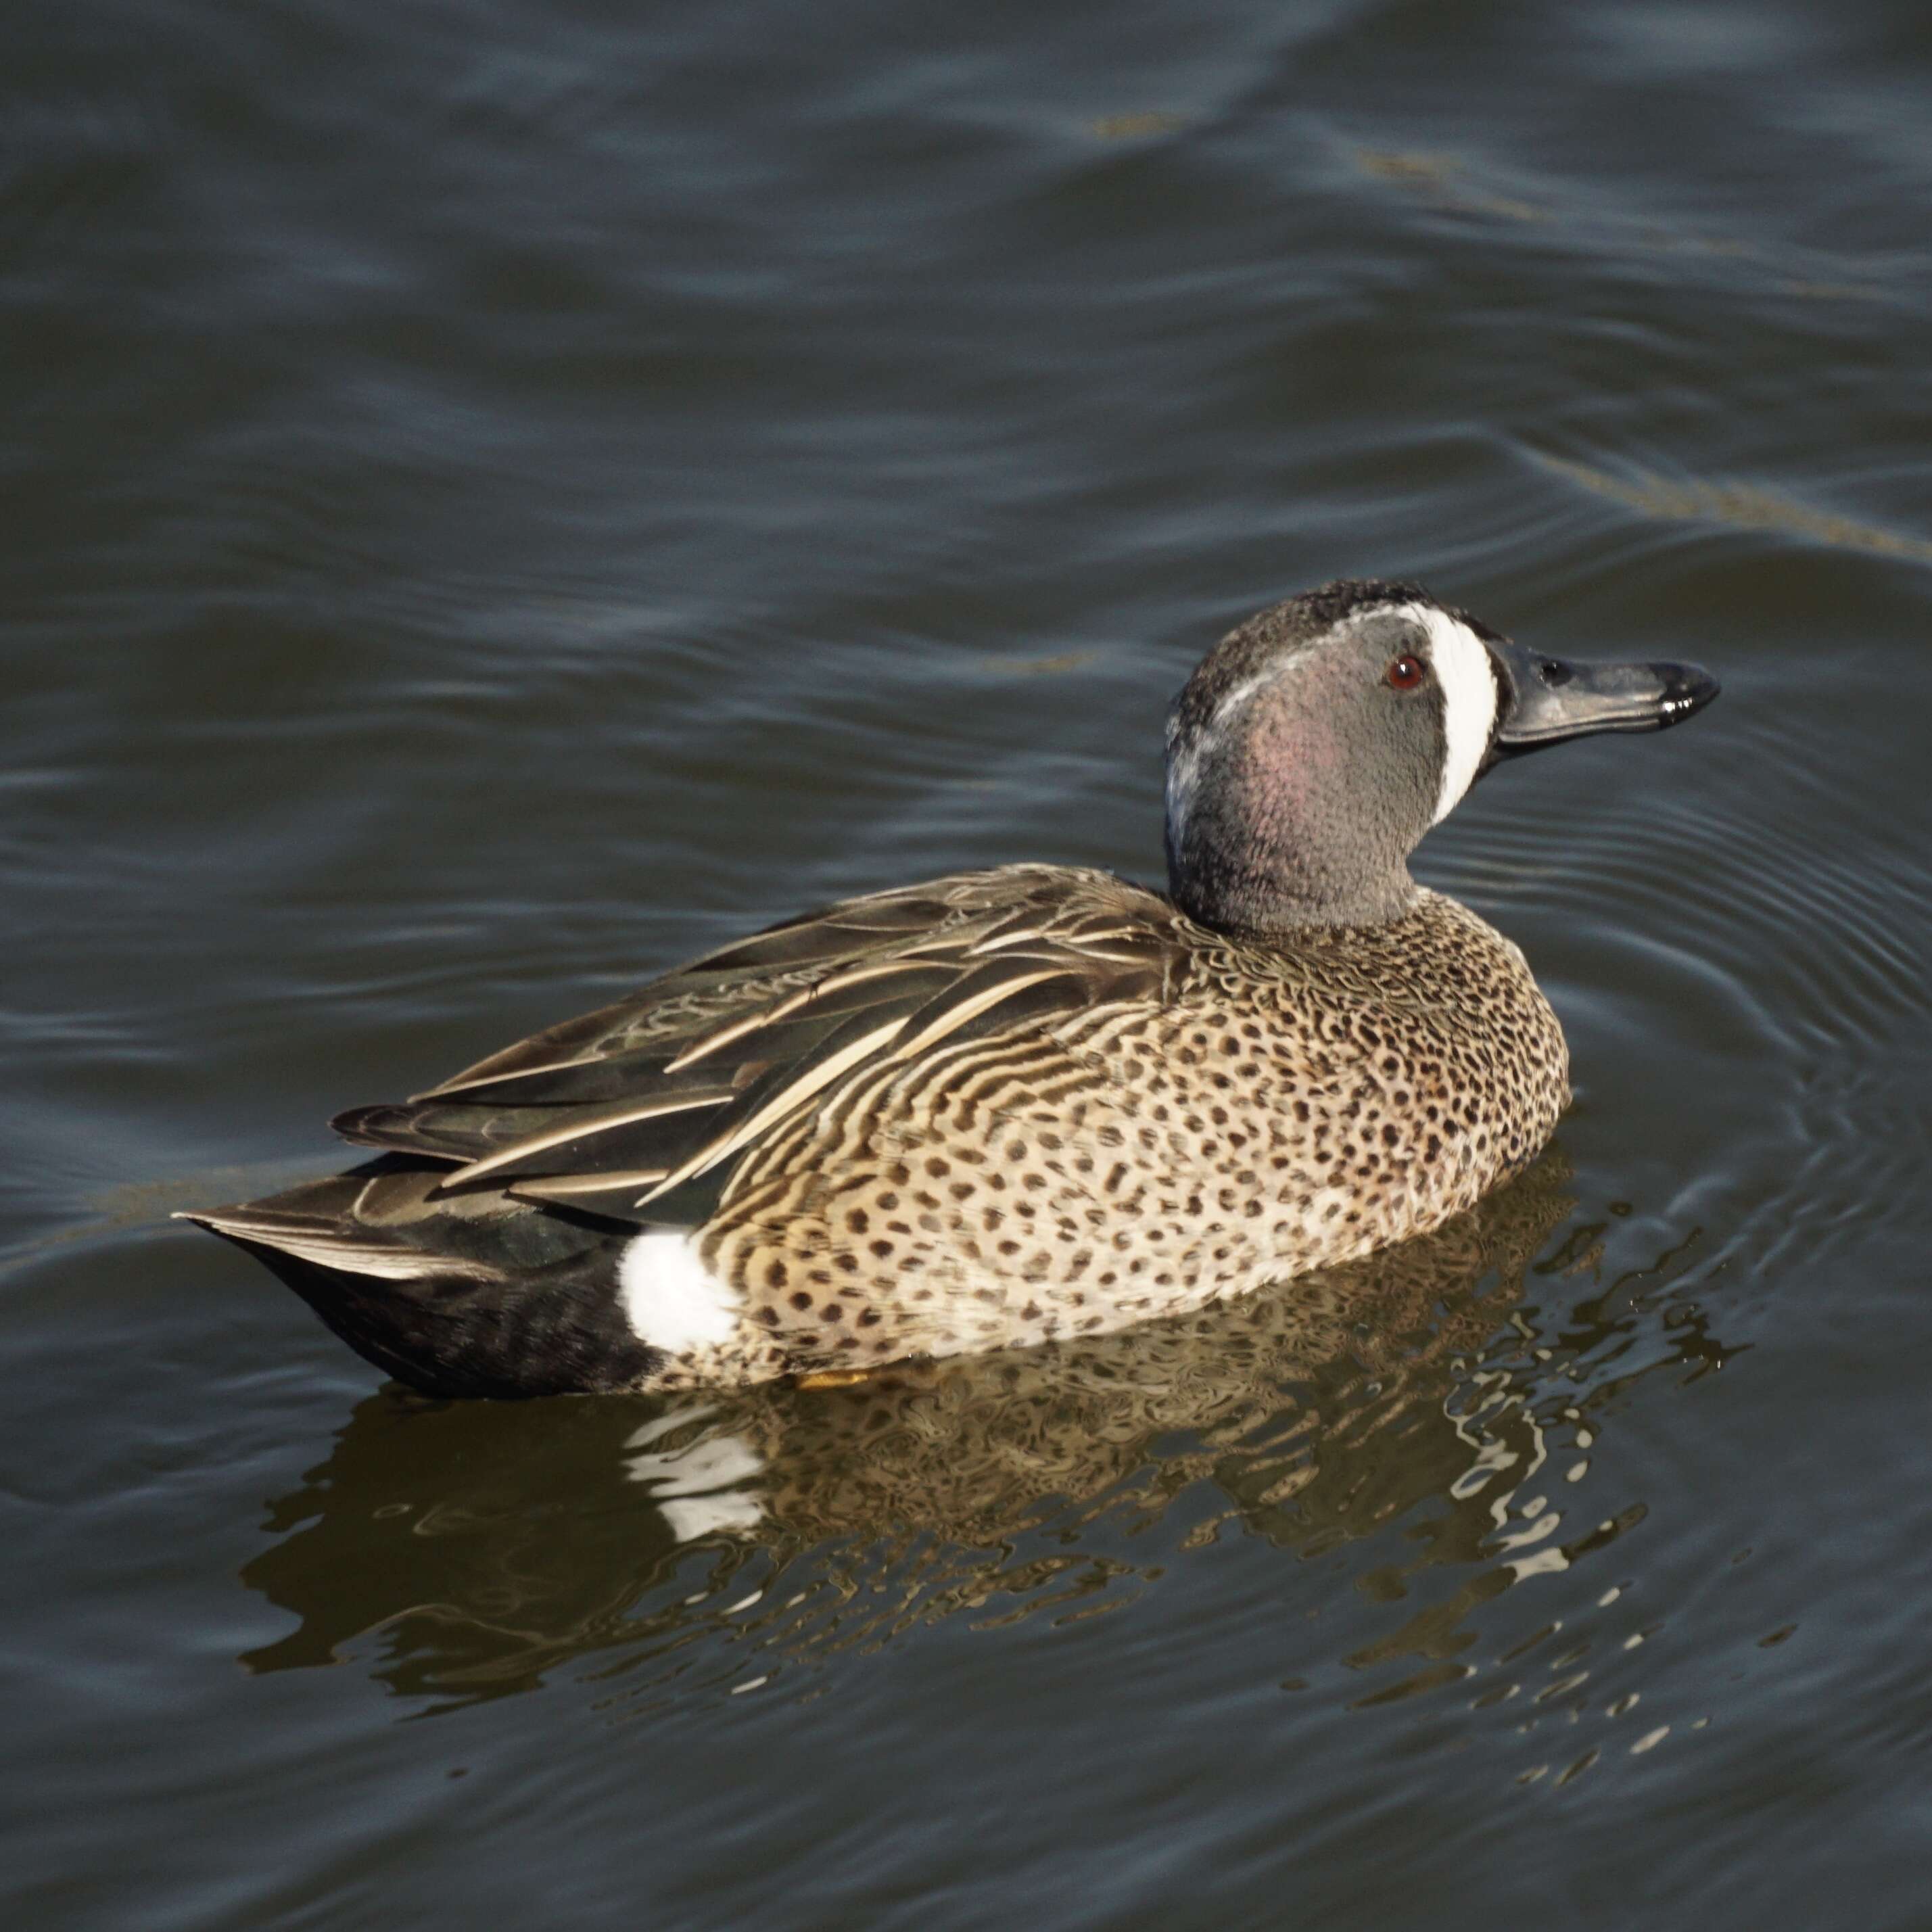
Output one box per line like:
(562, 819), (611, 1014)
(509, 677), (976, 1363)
(631, 1142), (1578, 1551)
(661, 865), (1567, 1386)
(185, 861), (1566, 1395)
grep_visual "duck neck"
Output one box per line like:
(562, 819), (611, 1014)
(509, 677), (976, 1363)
(1162, 703), (1425, 934)
(1164, 829), (1419, 934)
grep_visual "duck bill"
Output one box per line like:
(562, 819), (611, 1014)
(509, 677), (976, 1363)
(1483, 634), (1720, 762)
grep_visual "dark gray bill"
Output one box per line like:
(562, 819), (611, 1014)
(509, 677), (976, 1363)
(1483, 634), (1720, 760)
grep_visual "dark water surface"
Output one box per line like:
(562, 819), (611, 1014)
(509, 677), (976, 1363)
(6, 1), (1931, 1925)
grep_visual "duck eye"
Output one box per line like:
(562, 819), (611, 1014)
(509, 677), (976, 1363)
(1386, 654), (1426, 690)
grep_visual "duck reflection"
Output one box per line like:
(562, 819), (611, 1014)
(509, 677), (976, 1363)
(243, 1148), (1636, 1704)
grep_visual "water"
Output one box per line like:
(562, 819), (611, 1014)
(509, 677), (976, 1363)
(5, 1), (1931, 1924)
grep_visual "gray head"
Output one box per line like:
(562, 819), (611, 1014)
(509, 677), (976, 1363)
(1164, 579), (1719, 933)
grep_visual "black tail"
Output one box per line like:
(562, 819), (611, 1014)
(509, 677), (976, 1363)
(181, 1164), (663, 1399)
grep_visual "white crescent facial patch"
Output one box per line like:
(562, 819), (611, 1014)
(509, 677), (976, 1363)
(1396, 604), (1501, 824)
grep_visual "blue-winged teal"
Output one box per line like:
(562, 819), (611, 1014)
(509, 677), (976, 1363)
(184, 580), (1718, 1397)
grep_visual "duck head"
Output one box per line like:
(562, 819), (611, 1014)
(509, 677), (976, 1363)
(1164, 578), (1719, 933)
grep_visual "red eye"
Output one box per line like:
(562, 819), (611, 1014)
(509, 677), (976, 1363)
(1387, 655), (1425, 690)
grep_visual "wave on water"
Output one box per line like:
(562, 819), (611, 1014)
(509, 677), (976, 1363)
(1538, 456), (1932, 566)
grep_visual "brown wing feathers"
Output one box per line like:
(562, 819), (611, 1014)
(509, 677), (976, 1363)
(327, 870), (1180, 1220)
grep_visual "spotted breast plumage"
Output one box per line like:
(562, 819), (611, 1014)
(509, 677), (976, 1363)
(182, 579), (1717, 1397)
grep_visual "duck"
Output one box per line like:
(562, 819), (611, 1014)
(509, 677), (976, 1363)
(183, 579), (1718, 1399)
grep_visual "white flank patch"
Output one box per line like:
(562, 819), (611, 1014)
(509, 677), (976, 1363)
(1405, 605), (1500, 824)
(617, 1228), (740, 1353)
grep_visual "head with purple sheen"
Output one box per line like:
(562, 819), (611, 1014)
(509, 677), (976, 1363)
(1162, 579), (1720, 935)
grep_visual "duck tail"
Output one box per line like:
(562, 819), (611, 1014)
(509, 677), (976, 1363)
(177, 1168), (663, 1400)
